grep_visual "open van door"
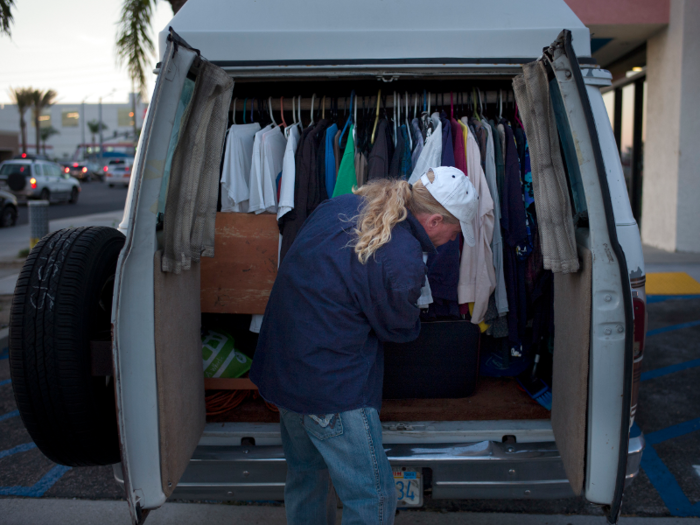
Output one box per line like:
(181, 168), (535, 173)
(529, 30), (635, 523)
(112, 30), (224, 524)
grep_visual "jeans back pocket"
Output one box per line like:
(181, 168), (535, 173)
(304, 413), (344, 441)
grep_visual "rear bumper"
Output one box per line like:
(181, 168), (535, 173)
(115, 433), (645, 502)
(104, 175), (130, 185)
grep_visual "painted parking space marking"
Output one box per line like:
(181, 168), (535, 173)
(647, 320), (700, 338)
(0, 464), (71, 497)
(642, 358), (700, 382)
(636, 418), (700, 517)
(646, 272), (700, 295)
(0, 378), (11, 387)
(648, 294), (700, 304)
(0, 441), (36, 460)
(0, 409), (19, 422)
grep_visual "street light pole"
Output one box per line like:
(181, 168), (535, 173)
(98, 96), (103, 169)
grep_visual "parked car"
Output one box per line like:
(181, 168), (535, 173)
(0, 189), (18, 227)
(7, 4), (647, 524)
(103, 158), (133, 188)
(0, 159), (81, 204)
(61, 162), (92, 182)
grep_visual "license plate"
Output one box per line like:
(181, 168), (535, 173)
(393, 468), (422, 507)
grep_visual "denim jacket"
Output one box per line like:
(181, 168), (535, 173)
(250, 193), (435, 414)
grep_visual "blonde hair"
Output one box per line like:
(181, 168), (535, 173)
(351, 170), (458, 264)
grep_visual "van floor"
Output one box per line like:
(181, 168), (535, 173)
(206, 377), (551, 423)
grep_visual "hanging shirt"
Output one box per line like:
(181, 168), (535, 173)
(324, 123), (339, 197)
(333, 124), (357, 197)
(354, 150), (368, 187)
(481, 122), (508, 317)
(408, 113), (442, 184)
(410, 118), (424, 172)
(247, 124), (273, 214)
(451, 118), (467, 175)
(458, 128), (496, 325)
(277, 124), (301, 220)
(489, 119), (505, 206)
(220, 123), (261, 213)
(367, 119), (394, 181)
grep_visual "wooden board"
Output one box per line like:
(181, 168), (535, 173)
(201, 212), (279, 315)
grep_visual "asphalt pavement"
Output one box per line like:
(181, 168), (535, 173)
(13, 179), (128, 226)
(0, 197), (699, 523)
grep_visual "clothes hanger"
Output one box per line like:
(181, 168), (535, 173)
(338, 90), (354, 147)
(251, 97), (255, 124)
(309, 93), (316, 127)
(392, 91), (398, 147)
(499, 89), (503, 120)
(413, 93), (418, 120)
(427, 92), (431, 115)
(279, 96), (287, 129)
(242, 98), (247, 124)
(232, 98), (237, 125)
(322, 96), (326, 120)
(371, 89), (382, 144)
(267, 97), (277, 127)
(471, 89), (481, 122)
(405, 91), (412, 151)
(450, 91), (454, 120)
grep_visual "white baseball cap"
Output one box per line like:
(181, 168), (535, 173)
(419, 167), (478, 247)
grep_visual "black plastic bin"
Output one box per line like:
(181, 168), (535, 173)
(382, 320), (480, 399)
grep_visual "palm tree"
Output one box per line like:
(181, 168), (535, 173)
(0, 0), (15, 36)
(39, 126), (59, 156)
(87, 119), (108, 149)
(116, 0), (188, 97)
(31, 89), (57, 155)
(8, 87), (33, 154)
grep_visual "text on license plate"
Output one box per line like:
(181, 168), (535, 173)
(393, 468), (422, 506)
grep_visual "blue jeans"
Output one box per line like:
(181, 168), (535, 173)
(279, 406), (397, 525)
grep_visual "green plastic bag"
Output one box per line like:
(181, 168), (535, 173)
(201, 329), (252, 379)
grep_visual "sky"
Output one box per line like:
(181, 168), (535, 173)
(0, 0), (175, 105)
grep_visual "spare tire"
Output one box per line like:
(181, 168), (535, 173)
(8, 172), (27, 191)
(9, 226), (125, 466)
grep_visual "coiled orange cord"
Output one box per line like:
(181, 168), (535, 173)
(205, 389), (279, 416)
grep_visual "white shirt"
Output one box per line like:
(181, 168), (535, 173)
(458, 128), (496, 324)
(277, 124), (301, 220)
(220, 123), (261, 213)
(258, 127), (287, 214)
(247, 124), (273, 215)
(408, 113), (442, 184)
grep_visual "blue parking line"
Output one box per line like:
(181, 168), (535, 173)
(647, 320), (700, 337)
(642, 358), (700, 382)
(640, 444), (700, 517)
(0, 464), (71, 497)
(645, 417), (700, 446)
(0, 442), (36, 460)
(647, 294), (700, 304)
(0, 378), (11, 387)
(0, 347), (7, 360)
(0, 410), (19, 422)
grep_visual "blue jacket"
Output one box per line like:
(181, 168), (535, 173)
(250, 193), (435, 414)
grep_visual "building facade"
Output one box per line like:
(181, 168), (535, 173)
(0, 94), (147, 161)
(565, 0), (700, 252)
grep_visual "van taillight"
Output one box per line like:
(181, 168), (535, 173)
(64, 167), (69, 173)
(630, 287), (647, 425)
(30, 177), (37, 189)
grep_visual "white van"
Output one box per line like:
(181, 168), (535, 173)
(8, 1), (646, 524)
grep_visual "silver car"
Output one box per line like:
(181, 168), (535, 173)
(0, 159), (81, 204)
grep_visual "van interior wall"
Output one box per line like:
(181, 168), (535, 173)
(202, 76), (555, 424)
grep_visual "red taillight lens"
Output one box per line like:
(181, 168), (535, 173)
(82, 167), (88, 173)
(125, 166), (130, 173)
(103, 166), (109, 172)
(21, 153), (27, 158)
(73, 163), (79, 167)
(630, 290), (647, 424)
(30, 177), (37, 189)
(64, 167), (69, 173)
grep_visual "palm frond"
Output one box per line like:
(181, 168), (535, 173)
(0, 0), (15, 37)
(116, 0), (156, 97)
